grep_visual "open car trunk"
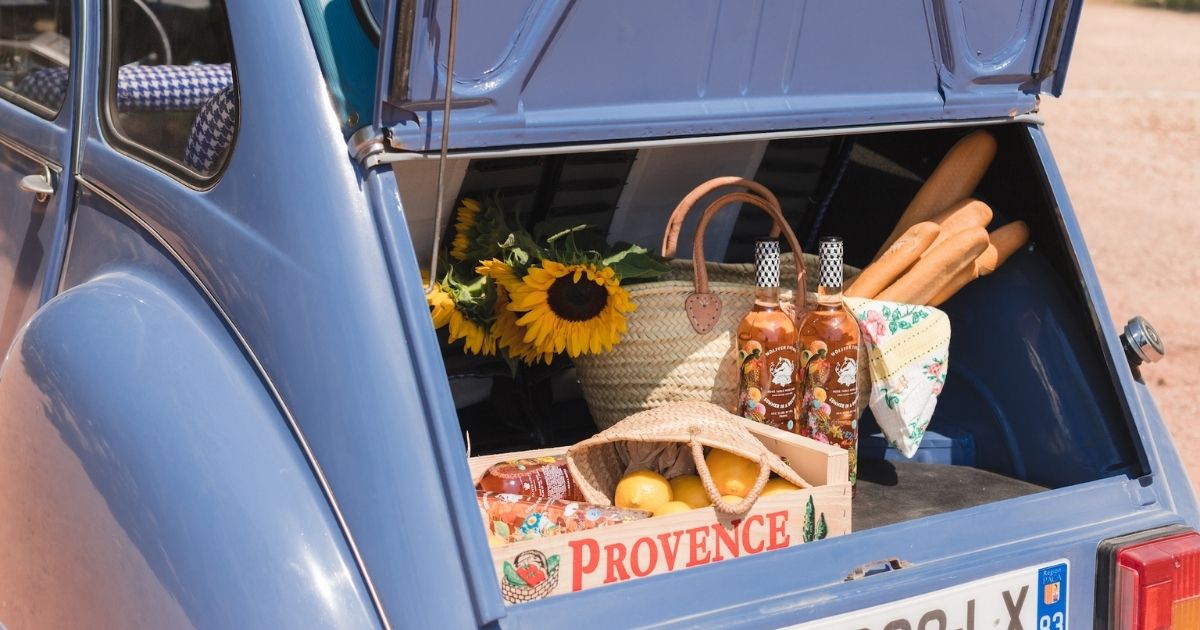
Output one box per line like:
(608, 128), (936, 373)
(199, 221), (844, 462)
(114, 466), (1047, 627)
(390, 119), (1148, 609)
(362, 2), (1184, 626)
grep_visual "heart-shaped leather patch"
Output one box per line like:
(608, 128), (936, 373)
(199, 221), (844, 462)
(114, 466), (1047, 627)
(684, 292), (722, 334)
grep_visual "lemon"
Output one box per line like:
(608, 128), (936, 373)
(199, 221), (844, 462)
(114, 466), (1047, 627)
(705, 449), (760, 498)
(614, 469), (673, 512)
(761, 478), (800, 496)
(669, 475), (712, 509)
(488, 534), (508, 548)
(652, 501), (693, 517)
(720, 495), (746, 508)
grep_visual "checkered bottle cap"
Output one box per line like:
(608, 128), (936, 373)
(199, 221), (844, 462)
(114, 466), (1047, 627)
(754, 240), (781, 288)
(818, 237), (844, 290)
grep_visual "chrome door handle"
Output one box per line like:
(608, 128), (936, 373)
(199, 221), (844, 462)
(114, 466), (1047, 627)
(18, 164), (54, 202)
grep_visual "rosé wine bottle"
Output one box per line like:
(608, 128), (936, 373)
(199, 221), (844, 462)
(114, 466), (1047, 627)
(736, 240), (800, 432)
(798, 237), (861, 484)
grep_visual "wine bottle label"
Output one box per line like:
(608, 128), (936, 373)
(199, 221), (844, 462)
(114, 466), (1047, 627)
(798, 337), (860, 483)
(825, 345), (859, 412)
(738, 339), (799, 432)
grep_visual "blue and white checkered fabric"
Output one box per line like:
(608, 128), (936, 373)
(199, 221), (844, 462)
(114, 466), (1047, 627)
(14, 66), (69, 110)
(184, 85), (236, 175)
(116, 63), (233, 112)
(16, 63), (233, 112)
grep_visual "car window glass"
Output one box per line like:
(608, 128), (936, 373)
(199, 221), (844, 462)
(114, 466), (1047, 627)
(0, 0), (72, 115)
(363, 0), (383, 29)
(107, 0), (237, 179)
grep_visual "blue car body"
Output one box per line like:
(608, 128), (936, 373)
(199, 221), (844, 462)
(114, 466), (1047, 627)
(0, 1), (1192, 628)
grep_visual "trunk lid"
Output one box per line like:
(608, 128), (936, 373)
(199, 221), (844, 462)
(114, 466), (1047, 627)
(376, 0), (1080, 152)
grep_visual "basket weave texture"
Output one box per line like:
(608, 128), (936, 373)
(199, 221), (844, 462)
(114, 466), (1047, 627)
(565, 401), (812, 515)
(574, 254), (859, 430)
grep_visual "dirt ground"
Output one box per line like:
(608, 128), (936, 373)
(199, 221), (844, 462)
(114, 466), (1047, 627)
(1037, 2), (1200, 488)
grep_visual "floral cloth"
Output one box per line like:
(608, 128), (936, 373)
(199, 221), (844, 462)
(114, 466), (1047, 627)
(842, 297), (950, 458)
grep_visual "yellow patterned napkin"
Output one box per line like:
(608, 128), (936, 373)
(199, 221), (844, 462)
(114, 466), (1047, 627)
(842, 297), (950, 457)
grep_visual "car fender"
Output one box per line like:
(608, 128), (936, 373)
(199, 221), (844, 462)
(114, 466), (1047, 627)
(0, 206), (379, 629)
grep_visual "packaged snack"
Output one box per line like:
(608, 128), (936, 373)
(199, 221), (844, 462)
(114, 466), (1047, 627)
(477, 491), (650, 544)
(477, 454), (581, 501)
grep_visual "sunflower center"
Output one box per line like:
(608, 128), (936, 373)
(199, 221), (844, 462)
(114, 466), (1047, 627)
(546, 275), (608, 322)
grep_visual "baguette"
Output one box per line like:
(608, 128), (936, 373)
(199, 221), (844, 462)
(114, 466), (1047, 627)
(874, 130), (997, 259)
(930, 221), (1031, 305)
(925, 199), (993, 253)
(929, 267), (976, 306)
(875, 227), (990, 305)
(846, 221), (940, 298)
(974, 243), (999, 276)
(989, 221), (1030, 269)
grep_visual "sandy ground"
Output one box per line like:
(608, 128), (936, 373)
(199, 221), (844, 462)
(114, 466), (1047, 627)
(1038, 2), (1200, 487)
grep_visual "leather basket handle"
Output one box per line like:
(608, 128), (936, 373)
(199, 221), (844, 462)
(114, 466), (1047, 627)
(661, 177), (785, 258)
(689, 441), (771, 516)
(682, 191), (808, 333)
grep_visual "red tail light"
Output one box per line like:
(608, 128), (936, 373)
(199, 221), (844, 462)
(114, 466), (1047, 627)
(1107, 529), (1200, 630)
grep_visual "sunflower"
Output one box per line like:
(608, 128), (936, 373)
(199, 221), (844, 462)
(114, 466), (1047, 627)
(507, 260), (636, 358)
(476, 258), (520, 291)
(427, 282), (496, 356)
(494, 290), (556, 366)
(449, 198), (482, 261)
(477, 259), (552, 365)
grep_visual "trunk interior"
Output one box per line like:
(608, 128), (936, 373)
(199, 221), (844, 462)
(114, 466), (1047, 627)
(394, 121), (1141, 534)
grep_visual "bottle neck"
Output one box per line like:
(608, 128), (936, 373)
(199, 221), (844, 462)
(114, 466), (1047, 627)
(816, 284), (842, 305)
(755, 284), (780, 305)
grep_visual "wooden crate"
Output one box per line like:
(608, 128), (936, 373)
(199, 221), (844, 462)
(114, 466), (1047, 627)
(469, 420), (851, 603)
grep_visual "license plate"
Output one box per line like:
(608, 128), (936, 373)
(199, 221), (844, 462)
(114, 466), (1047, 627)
(786, 560), (1069, 630)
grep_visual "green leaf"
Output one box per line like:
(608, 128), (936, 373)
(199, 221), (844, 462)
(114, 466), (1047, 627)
(546, 554), (560, 573)
(603, 249), (670, 281)
(506, 246), (531, 270)
(503, 561), (527, 586)
(493, 521), (511, 540)
(816, 513), (828, 540)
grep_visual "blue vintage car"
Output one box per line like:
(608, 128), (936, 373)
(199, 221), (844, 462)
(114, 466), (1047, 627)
(0, 0), (1191, 628)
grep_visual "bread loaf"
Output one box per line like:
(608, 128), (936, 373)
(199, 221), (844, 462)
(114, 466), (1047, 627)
(990, 221), (1030, 268)
(873, 130), (997, 259)
(875, 227), (990, 305)
(929, 221), (1030, 304)
(925, 199), (993, 253)
(974, 243), (999, 276)
(846, 221), (940, 299)
(929, 267), (976, 307)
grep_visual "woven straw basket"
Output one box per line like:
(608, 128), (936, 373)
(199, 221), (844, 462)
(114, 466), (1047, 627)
(574, 177), (860, 430)
(565, 401), (811, 515)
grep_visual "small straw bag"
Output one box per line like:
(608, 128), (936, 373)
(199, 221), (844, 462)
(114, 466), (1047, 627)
(574, 177), (856, 430)
(566, 401), (811, 515)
